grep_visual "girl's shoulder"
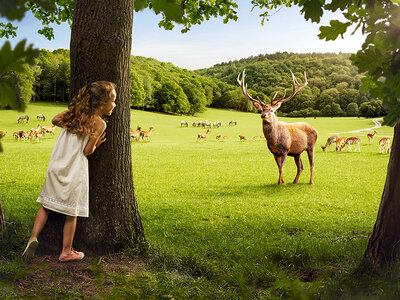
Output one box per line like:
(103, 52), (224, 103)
(92, 116), (107, 133)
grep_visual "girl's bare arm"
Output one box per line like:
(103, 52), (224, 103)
(52, 111), (69, 127)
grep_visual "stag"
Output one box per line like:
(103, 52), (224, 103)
(237, 70), (318, 185)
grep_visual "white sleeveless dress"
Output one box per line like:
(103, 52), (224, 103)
(37, 128), (90, 217)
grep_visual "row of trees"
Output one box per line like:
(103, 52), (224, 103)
(2, 49), (386, 118)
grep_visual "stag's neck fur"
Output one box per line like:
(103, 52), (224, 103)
(262, 118), (281, 150)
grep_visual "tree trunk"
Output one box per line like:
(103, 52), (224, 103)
(38, 0), (145, 255)
(0, 192), (5, 233)
(364, 121), (400, 268)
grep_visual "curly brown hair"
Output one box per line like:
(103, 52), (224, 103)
(58, 81), (116, 136)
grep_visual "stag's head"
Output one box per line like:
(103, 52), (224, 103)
(237, 70), (308, 124)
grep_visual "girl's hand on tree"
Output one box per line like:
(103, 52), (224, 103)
(96, 132), (106, 147)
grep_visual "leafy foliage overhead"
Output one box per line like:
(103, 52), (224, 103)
(1, 0), (238, 39)
(0, 40), (39, 111)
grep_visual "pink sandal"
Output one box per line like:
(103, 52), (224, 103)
(58, 249), (85, 263)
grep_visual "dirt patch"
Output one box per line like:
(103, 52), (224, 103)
(15, 254), (149, 298)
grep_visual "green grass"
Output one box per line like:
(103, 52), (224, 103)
(0, 102), (397, 298)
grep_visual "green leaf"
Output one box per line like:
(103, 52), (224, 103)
(0, 22), (18, 38)
(318, 20), (351, 41)
(324, 0), (349, 11)
(299, 0), (324, 23)
(351, 48), (385, 75)
(0, 39), (38, 110)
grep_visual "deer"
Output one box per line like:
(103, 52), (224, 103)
(367, 130), (377, 142)
(237, 70), (317, 185)
(17, 114), (29, 123)
(216, 135), (221, 141)
(37, 113), (46, 121)
(0, 131), (6, 139)
(321, 135), (339, 151)
(130, 126), (142, 141)
(340, 137), (361, 152)
(229, 120), (237, 126)
(379, 138), (391, 154)
(140, 127), (154, 141)
(335, 136), (347, 151)
(42, 125), (56, 135)
(197, 129), (210, 141)
(239, 135), (247, 141)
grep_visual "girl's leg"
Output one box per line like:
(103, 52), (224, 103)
(30, 205), (50, 240)
(60, 215), (77, 256)
(23, 206), (49, 258)
(59, 216), (85, 262)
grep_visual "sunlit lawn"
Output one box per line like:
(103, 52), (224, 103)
(0, 102), (395, 298)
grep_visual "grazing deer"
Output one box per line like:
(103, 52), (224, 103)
(379, 138), (391, 154)
(17, 114), (29, 123)
(239, 135), (247, 141)
(130, 126), (142, 141)
(335, 136), (347, 151)
(321, 135), (339, 151)
(229, 120), (237, 126)
(140, 127), (154, 141)
(42, 125), (56, 135)
(253, 136), (258, 140)
(216, 135), (221, 141)
(0, 131), (6, 139)
(238, 70), (317, 185)
(197, 129), (210, 141)
(367, 130), (377, 142)
(340, 137), (361, 152)
(37, 113), (46, 121)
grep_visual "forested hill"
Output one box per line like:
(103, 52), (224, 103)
(196, 52), (384, 117)
(4, 49), (384, 117)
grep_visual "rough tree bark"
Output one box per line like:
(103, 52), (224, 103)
(38, 0), (145, 255)
(364, 121), (400, 267)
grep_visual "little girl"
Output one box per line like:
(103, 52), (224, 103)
(22, 81), (116, 262)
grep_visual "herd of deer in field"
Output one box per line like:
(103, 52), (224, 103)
(6, 124), (56, 142)
(0, 114), (53, 142)
(1, 114), (56, 142)
(321, 131), (392, 154)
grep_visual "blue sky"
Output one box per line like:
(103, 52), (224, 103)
(1, 3), (365, 70)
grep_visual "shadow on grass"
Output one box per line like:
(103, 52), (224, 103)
(196, 182), (314, 199)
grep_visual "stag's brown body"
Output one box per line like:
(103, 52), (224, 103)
(238, 70), (317, 185)
(265, 122), (317, 156)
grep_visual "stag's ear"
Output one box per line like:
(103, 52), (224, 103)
(252, 100), (263, 111)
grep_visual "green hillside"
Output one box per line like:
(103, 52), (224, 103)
(197, 52), (384, 118)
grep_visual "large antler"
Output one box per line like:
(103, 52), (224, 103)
(271, 71), (308, 106)
(237, 70), (266, 106)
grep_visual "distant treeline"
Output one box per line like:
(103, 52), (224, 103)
(3, 49), (385, 118)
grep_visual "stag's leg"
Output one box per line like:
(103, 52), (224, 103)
(293, 155), (304, 184)
(274, 154), (287, 185)
(307, 148), (315, 185)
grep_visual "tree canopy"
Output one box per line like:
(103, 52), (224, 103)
(2, 0), (400, 123)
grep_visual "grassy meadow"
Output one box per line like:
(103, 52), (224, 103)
(0, 102), (397, 298)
